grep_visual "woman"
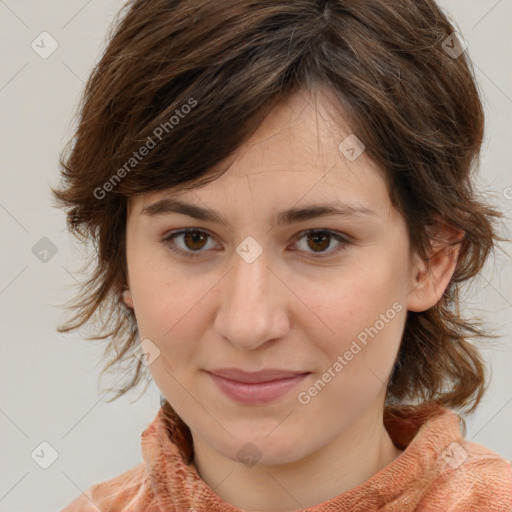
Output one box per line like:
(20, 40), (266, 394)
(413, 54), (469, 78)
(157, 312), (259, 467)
(56, 0), (512, 510)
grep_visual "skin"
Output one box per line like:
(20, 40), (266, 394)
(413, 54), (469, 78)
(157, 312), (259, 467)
(122, 87), (461, 511)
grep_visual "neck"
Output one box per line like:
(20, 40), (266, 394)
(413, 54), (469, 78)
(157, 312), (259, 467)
(191, 396), (403, 511)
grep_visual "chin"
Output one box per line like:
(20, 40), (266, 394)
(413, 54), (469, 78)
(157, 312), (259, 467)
(217, 431), (306, 468)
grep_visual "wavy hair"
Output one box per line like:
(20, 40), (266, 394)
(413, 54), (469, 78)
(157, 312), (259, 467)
(53, 0), (503, 420)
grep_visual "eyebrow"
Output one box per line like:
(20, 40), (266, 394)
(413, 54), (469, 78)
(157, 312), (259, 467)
(141, 198), (376, 226)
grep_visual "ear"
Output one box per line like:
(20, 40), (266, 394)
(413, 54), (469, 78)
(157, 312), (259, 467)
(122, 287), (134, 308)
(406, 221), (464, 312)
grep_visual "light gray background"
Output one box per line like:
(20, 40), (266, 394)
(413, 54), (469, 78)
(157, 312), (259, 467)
(0, 1), (511, 511)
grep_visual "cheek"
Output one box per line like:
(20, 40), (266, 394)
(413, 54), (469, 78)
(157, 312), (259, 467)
(128, 254), (218, 367)
(317, 257), (406, 333)
(303, 254), (407, 379)
(128, 254), (182, 336)
(297, 278), (405, 421)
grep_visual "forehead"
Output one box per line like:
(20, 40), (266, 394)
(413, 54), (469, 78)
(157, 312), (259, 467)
(131, 89), (391, 218)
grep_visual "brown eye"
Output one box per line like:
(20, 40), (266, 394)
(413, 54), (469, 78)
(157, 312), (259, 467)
(182, 230), (208, 250)
(305, 232), (332, 252)
(162, 228), (350, 260)
(293, 229), (350, 259)
(162, 229), (218, 258)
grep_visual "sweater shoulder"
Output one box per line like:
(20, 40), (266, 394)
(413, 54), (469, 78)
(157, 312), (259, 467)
(418, 440), (512, 511)
(59, 461), (151, 512)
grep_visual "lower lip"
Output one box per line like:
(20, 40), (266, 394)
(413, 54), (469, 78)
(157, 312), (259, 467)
(207, 372), (309, 405)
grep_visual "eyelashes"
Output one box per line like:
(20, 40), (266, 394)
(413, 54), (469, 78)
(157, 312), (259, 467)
(161, 228), (351, 260)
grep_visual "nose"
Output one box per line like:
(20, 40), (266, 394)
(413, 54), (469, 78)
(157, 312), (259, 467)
(213, 247), (290, 351)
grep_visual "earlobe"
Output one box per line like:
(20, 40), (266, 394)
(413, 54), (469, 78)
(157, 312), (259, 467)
(406, 224), (464, 312)
(122, 287), (134, 308)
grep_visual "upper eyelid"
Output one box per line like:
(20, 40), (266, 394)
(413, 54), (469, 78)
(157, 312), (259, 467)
(162, 227), (350, 251)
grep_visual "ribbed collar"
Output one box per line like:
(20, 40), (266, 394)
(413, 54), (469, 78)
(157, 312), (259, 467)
(140, 401), (462, 511)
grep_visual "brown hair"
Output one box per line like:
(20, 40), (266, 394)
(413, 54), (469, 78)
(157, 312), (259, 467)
(53, 0), (503, 418)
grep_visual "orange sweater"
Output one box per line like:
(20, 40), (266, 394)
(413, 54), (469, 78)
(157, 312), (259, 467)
(61, 401), (512, 511)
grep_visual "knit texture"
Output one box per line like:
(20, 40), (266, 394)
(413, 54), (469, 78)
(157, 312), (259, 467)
(61, 401), (512, 511)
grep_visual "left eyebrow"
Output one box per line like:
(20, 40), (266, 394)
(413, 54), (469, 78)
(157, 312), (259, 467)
(141, 198), (376, 227)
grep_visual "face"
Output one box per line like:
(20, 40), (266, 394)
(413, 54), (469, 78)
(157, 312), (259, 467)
(123, 88), (418, 467)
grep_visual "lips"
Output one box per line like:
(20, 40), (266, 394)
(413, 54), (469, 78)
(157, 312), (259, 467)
(207, 368), (309, 383)
(205, 368), (310, 405)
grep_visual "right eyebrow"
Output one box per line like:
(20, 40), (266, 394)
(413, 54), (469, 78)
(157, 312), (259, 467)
(141, 198), (376, 228)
